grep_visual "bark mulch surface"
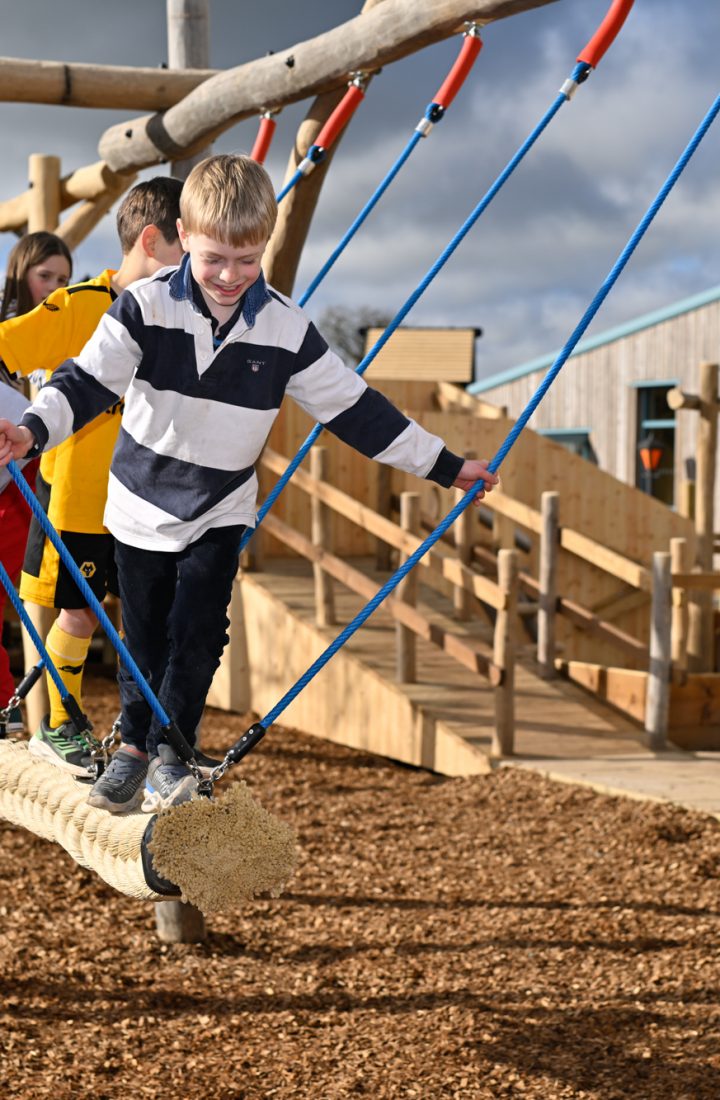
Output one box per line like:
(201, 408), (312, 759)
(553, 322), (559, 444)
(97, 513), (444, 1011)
(1, 674), (720, 1100)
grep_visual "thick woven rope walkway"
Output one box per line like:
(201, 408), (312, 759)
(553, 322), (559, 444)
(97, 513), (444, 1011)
(0, 740), (297, 912)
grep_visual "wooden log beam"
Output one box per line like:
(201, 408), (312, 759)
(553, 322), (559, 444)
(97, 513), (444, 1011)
(0, 56), (217, 110)
(0, 161), (138, 234)
(98, 0), (558, 172)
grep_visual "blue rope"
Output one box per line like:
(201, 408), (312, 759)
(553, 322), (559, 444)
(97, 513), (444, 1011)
(298, 125), (425, 307)
(260, 91), (720, 730)
(6, 462), (172, 728)
(276, 167), (305, 205)
(239, 61), (590, 553)
(0, 558), (68, 704)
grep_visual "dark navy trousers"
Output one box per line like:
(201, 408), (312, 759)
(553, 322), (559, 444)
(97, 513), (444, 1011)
(114, 524), (244, 757)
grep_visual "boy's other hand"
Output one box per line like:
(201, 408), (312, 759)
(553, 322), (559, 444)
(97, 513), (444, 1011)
(0, 421), (35, 466)
(452, 459), (499, 505)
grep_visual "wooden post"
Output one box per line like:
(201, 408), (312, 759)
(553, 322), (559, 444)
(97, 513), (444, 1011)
(492, 548), (517, 757)
(645, 551), (671, 751)
(492, 510), (514, 553)
(374, 464), (393, 571)
(166, 0), (212, 176)
(677, 479), (695, 520)
(263, 0), (384, 295)
(23, 150), (62, 721)
(453, 453), (475, 620)
(155, 900), (207, 943)
(668, 363), (718, 671)
(153, 15), (212, 942)
(670, 537), (689, 683)
(28, 154), (61, 231)
(537, 490), (559, 678)
(396, 492), (420, 683)
(310, 448), (335, 627)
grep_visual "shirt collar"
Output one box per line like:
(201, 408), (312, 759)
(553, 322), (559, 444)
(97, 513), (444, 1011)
(169, 252), (271, 328)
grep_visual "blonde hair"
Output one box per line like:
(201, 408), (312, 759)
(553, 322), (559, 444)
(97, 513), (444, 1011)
(180, 154), (277, 246)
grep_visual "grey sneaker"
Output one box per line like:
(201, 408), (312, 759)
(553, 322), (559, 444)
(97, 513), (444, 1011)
(29, 715), (93, 777)
(142, 743), (198, 813)
(86, 748), (148, 813)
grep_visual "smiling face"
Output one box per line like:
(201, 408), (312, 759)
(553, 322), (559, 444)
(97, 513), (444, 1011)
(26, 253), (72, 306)
(178, 223), (268, 321)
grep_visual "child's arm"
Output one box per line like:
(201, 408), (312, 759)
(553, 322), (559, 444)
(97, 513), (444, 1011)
(4, 293), (144, 457)
(286, 322), (497, 501)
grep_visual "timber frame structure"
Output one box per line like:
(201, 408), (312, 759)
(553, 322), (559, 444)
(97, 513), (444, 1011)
(0, 0), (558, 287)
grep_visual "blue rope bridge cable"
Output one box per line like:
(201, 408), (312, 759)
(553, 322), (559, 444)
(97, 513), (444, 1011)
(298, 27), (484, 308)
(239, 59), (592, 555)
(0, 559), (86, 730)
(298, 127), (424, 308)
(258, 91), (720, 733)
(5, 464), (173, 731)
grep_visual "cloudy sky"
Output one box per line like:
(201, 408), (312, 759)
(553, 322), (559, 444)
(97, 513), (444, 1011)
(0, 0), (718, 381)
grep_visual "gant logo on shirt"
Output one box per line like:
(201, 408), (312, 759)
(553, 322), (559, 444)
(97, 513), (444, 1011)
(248, 359), (265, 373)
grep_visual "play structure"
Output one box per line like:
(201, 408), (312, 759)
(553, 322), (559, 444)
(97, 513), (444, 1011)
(1, 0), (720, 923)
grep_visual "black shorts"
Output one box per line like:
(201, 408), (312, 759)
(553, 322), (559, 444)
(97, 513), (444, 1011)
(20, 474), (119, 610)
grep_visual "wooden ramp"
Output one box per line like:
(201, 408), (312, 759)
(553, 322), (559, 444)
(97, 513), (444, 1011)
(210, 557), (648, 778)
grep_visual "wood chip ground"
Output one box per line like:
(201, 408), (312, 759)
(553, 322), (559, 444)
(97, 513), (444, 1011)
(1, 674), (719, 1099)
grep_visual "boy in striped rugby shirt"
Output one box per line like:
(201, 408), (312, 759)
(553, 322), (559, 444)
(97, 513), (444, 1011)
(0, 154), (497, 814)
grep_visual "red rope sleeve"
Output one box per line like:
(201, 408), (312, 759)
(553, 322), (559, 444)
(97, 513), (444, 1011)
(315, 83), (366, 151)
(433, 33), (483, 110)
(250, 116), (277, 165)
(577, 0), (635, 69)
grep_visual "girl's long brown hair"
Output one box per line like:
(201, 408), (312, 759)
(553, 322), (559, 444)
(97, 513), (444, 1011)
(0, 231), (73, 321)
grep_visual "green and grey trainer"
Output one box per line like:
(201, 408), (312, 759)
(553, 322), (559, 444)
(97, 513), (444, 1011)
(29, 715), (93, 777)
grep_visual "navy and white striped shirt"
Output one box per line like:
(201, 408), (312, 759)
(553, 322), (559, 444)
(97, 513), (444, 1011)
(22, 255), (463, 551)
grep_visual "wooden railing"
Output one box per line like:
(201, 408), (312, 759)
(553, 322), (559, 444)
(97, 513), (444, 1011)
(258, 447), (517, 756)
(254, 449), (708, 755)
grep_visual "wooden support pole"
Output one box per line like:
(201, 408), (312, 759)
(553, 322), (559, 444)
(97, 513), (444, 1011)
(155, 900), (207, 944)
(677, 479), (695, 521)
(453, 453), (475, 620)
(28, 154), (61, 231)
(167, 0), (212, 177)
(492, 548), (517, 757)
(492, 510), (515, 553)
(537, 490), (559, 678)
(152, 26), (211, 942)
(670, 537), (689, 683)
(374, 464), (393, 571)
(686, 362), (718, 671)
(263, 84), (353, 295)
(645, 551), (672, 751)
(396, 492), (420, 683)
(311, 448), (335, 627)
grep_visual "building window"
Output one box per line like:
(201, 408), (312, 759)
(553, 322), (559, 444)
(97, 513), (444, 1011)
(634, 382), (676, 506)
(538, 428), (598, 465)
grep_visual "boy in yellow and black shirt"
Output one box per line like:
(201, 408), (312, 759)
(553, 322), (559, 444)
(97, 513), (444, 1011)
(0, 176), (183, 774)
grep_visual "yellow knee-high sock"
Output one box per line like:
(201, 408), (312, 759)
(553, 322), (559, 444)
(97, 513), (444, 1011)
(45, 623), (93, 728)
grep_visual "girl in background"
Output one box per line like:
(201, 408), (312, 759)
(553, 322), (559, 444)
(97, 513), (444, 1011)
(0, 232), (72, 732)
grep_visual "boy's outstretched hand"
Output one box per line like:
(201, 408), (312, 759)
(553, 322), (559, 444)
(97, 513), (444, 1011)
(452, 458), (499, 505)
(0, 420), (35, 466)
